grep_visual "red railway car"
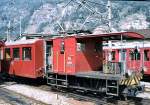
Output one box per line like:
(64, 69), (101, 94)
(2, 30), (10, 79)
(2, 32), (144, 96)
(103, 41), (150, 76)
(1, 38), (44, 78)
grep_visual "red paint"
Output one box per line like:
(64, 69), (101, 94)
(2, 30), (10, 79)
(1, 32), (144, 78)
(53, 37), (76, 74)
(75, 39), (102, 73)
(103, 47), (150, 75)
(2, 39), (44, 78)
(53, 37), (103, 75)
(76, 32), (144, 39)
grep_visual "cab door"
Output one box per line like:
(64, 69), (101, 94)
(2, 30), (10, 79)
(53, 38), (65, 74)
(46, 41), (53, 72)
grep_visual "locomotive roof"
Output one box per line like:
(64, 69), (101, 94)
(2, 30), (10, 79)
(5, 31), (144, 46)
(52, 31), (144, 40)
(18, 31), (144, 41)
(74, 32), (144, 40)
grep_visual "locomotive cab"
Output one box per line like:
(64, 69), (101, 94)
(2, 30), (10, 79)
(47, 32), (145, 96)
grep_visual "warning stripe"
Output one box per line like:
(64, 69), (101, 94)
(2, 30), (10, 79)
(119, 73), (143, 86)
(124, 79), (128, 85)
(137, 75), (141, 81)
(127, 78), (132, 86)
(134, 76), (139, 84)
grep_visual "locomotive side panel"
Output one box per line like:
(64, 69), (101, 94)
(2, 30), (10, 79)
(75, 39), (103, 73)
(64, 37), (76, 74)
(53, 37), (76, 75)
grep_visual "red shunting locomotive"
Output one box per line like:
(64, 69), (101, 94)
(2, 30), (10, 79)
(1, 32), (144, 96)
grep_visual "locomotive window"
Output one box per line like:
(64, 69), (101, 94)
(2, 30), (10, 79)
(5, 48), (11, 59)
(13, 48), (20, 60)
(22, 47), (31, 60)
(130, 52), (134, 60)
(95, 42), (101, 52)
(60, 42), (65, 54)
(111, 51), (115, 60)
(136, 53), (140, 60)
(77, 43), (85, 51)
(144, 50), (150, 61)
(130, 49), (140, 60)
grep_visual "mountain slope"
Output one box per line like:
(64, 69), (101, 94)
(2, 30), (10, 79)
(0, 0), (149, 38)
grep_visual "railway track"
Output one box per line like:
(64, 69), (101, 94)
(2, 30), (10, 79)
(0, 87), (47, 105)
(1, 75), (150, 105)
(37, 85), (150, 105)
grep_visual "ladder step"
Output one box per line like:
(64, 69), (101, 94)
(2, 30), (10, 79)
(47, 77), (67, 82)
(57, 85), (68, 88)
(47, 83), (67, 88)
(106, 80), (119, 96)
(47, 83), (56, 85)
(106, 93), (118, 96)
(107, 86), (118, 88)
(57, 79), (67, 82)
(47, 77), (53, 79)
(46, 74), (68, 88)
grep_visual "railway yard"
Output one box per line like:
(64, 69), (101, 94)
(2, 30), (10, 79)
(0, 87), (45, 105)
(0, 32), (148, 105)
(0, 0), (149, 105)
(0, 75), (150, 105)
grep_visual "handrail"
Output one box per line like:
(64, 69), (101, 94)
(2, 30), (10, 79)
(103, 61), (122, 74)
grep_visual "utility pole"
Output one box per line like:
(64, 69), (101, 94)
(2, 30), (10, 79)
(7, 21), (11, 42)
(107, 0), (112, 32)
(20, 16), (22, 37)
